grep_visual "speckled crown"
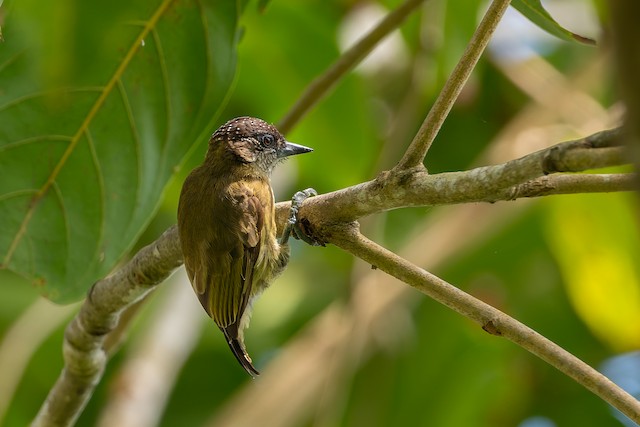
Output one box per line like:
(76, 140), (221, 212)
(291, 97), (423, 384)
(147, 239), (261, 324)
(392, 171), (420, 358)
(211, 116), (283, 143)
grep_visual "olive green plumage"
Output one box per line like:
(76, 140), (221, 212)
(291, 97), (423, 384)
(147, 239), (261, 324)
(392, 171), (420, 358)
(177, 117), (312, 376)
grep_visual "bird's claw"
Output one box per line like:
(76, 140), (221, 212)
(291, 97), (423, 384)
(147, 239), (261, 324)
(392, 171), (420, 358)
(281, 188), (322, 246)
(287, 188), (317, 225)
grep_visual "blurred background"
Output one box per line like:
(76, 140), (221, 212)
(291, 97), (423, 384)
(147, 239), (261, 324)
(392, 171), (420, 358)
(1, 0), (639, 426)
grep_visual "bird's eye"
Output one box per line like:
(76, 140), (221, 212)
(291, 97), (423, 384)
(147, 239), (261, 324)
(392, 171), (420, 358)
(260, 134), (276, 148)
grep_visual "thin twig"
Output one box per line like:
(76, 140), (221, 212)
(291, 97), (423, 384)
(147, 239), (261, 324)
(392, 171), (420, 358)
(504, 173), (636, 199)
(277, 0), (426, 134)
(395, 0), (512, 170)
(326, 224), (640, 425)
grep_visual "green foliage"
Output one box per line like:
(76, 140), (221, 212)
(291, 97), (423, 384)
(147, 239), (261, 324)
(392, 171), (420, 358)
(0, 0), (240, 302)
(545, 192), (640, 351)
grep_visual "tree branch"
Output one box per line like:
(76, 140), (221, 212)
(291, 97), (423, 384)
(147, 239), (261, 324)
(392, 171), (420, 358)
(280, 128), (629, 237)
(277, 0), (426, 135)
(32, 227), (182, 427)
(504, 173), (635, 199)
(395, 0), (512, 170)
(325, 223), (640, 425)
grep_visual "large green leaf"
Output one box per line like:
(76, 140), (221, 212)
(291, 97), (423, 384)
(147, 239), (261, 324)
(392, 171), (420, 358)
(0, 0), (240, 302)
(512, 0), (596, 45)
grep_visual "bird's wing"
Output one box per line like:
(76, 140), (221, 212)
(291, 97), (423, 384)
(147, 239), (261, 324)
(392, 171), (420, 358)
(196, 185), (263, 332)
(228, 188), (264, 330)
(180, 180), (264, 376)
(219, 186), (264, 377)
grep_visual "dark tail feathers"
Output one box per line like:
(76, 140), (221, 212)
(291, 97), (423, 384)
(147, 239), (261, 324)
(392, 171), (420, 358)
(224, 334), (260, 378)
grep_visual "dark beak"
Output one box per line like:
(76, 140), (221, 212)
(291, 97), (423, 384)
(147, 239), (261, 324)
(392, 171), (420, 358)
(278, 141), (313, 158)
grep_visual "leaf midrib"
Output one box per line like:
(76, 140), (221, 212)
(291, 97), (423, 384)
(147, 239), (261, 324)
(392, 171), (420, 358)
(2, 0), (175, 268)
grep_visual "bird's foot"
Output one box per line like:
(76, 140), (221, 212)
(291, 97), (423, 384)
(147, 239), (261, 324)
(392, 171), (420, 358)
(281, 188), (323, 246)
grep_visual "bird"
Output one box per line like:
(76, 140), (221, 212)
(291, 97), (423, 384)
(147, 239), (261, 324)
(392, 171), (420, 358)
(177, 116), (314, 377)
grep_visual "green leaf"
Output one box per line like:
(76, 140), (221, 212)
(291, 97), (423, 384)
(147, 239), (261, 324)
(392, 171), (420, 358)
(0, 0), (240, 302)
(512, 0), (596, 45)
(545, 193), (640, 351)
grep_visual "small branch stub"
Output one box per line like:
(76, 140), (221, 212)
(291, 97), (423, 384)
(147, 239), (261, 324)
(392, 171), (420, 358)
(482, 319), (503, 336)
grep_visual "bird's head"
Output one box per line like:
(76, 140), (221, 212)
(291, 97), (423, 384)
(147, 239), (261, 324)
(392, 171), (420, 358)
(206, 116), (312, 175)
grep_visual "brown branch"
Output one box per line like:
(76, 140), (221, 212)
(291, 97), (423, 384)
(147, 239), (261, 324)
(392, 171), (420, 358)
(32, 227), (182, 427)
(504, 173), (636, 199)
(325, 223), (640, 425)
(277, 128), (629, 236)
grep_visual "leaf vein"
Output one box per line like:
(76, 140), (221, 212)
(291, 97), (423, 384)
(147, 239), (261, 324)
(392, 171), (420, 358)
(152, 27), (172, 188)
(2, 0), (176, 266)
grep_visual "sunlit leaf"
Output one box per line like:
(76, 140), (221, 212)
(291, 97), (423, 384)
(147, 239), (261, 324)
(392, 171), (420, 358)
(0, 0), (240, 302)
(545, 193), (640, 351)
(512, 0), (596, 45)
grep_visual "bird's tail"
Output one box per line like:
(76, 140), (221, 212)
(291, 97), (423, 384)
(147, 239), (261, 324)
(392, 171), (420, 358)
(223, 330), (260, 378)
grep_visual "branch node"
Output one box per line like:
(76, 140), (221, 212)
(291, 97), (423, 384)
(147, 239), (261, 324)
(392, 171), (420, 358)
(508, 177), (557, 199)
(324, 221), (360, 243)
(482, 319), (503, 336)
(298, 217), (327, 247)
(372, 170), (393, 190)
(542, 146), (565, 174)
